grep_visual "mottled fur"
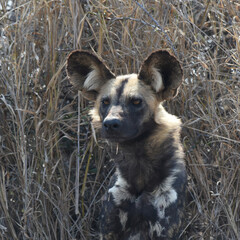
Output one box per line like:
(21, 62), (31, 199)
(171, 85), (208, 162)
(67, 50), (187, 239)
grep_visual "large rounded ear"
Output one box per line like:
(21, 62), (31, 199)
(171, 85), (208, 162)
(66, 50), (115, 101)
(138, 50), (183, 101)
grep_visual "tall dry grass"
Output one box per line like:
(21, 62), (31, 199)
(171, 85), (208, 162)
(0, 0), (239, 239)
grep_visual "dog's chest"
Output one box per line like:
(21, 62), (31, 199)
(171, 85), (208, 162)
(109, 145), (157, 194)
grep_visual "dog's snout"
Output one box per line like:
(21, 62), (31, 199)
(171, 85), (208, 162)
(103, 118), (121, 131)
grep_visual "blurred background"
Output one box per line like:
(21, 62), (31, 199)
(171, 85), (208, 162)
(0, 0), (239, 239)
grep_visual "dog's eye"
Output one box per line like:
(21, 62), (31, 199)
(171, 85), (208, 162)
(102, 98), (110, 105)
(131, 98), (142, 105)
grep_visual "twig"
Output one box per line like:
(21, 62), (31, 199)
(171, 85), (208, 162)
(75, 91), (81, 215)
(134, 0), (177, 55)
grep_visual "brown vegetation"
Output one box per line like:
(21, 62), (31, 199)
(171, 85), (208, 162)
(0, 0), (239, 239)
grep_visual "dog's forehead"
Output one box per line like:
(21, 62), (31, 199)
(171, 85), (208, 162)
(115, 74), (138, 85)
(116, 74), (142, 97)
(100, 73), (141, 97)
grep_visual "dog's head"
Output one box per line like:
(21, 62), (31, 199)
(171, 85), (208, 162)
(67, 50), (183, 142)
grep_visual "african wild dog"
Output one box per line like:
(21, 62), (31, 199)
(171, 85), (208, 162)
(67, 50), (187, 239)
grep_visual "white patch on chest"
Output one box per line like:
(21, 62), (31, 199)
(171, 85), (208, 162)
(150, 173), (178, 219)
(149, 222), (164, 238)
(119, 210), (128, 230)
(129, 233), (141, 240)
(108, 170), (134, 205)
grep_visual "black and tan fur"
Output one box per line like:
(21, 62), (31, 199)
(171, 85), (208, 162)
(67, 50), (187, 240)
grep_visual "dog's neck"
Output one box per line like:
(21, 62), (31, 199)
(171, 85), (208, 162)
(107, 120), (182, 195)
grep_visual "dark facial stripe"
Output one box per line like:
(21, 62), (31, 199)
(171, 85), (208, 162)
(116, 78), (129, 104)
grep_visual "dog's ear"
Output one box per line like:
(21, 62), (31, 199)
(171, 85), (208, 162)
(67, 50), (115, 101)
(138, 50), (183, 101)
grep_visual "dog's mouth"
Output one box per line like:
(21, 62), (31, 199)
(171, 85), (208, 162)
(101, 129), (140, 143)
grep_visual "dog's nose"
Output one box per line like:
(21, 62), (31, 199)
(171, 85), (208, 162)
(103, 118), (121, 131)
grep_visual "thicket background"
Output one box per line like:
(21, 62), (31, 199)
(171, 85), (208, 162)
(0, 0), (239, 239)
